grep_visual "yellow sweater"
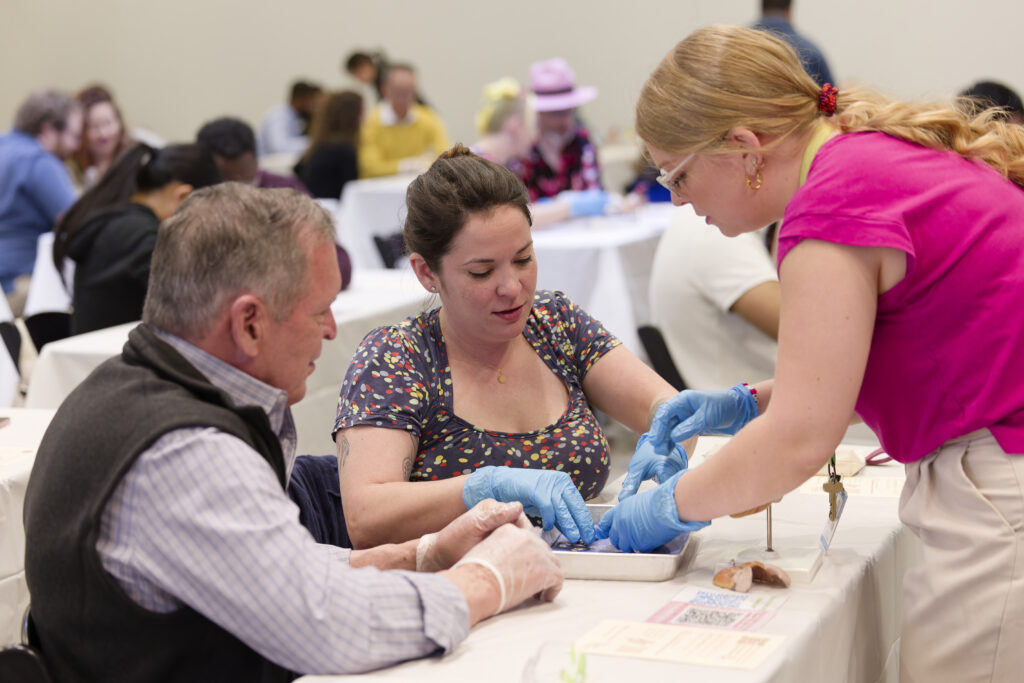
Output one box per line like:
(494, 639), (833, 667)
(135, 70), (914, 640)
(359, 104), (450, 178)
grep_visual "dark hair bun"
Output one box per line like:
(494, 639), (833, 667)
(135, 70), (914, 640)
(438, 143), (475, 160)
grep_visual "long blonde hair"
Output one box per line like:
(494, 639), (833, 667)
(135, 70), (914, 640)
(637, 25), (1024, 186)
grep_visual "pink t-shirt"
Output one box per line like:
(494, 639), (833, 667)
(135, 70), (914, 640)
(777, 132), (1024, 462)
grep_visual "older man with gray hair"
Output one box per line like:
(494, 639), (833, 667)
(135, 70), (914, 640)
(0, 89), (83, 315)
(24, 183), (563, 682)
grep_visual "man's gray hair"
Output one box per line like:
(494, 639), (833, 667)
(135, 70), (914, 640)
(142, 183), (336, 339)
(13, 89), (81, 135)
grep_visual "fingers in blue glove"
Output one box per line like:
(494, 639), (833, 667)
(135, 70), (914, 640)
(600, 470), (709, 553)
(620, 434), (690, 502)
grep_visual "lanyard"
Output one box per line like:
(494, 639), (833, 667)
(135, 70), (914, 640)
(799, 121), (837, 186)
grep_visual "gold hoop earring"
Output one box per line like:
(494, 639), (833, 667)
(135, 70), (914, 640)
(746, 170), (763, 190)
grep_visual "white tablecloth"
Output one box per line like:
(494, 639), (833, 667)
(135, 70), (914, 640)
(335, 175), (417, 269)
(533, 203), (673, 355)
(25, 270), (427, 455)
(24, 232), (73, 318)
(0, 296), (17, 407)
(299, 438), (916, 683)
(0, 408), (55, 645)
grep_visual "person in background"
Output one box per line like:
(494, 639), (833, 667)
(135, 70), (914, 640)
(333, 145), (690, 549)
(26, 183), (563, 681)
(649, 208), (779, 390)
(197, 116), (309, 193)
(54, 143), (221, 335)
(960, 80), (1024, 124)
(69, 85), (133, 189)
(473, 78), (609, 226)
(294, 91), (362, 200)
(197, 116), (352, 290)
(517, 58), (602, 201)
(600, 26), (1024, 681)
(342, 50), (381, 102)
(259, 80), (321, 157)
(358, 63), (450, 178)
(753, 0), (834, 87)
(0, 89), (82, 316)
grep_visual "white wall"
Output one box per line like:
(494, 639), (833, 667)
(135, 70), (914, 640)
(2, 0), (1022, 148)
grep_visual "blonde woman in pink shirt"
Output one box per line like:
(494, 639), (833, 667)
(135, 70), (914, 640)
(603, 25), (1024, 682)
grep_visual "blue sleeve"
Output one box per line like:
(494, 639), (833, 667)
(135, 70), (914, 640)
(26, 156), (76, 226)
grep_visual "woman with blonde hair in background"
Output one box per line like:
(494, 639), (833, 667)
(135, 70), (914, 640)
(599, 25), (1024, 682)
(473, 78), (610, 227)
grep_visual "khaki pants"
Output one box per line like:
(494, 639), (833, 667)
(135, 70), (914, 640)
(899, 430), (1024, 682)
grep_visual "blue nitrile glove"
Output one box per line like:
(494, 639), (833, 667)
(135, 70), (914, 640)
(462, 466), (596, 544)
(647, 384), (758, 456)
(618, 433), (688, 501)
(558, 189), (610, 218)
(597, 471), (709, 553)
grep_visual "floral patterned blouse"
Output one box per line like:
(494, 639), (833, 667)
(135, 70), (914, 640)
(333, 290), (620, 500)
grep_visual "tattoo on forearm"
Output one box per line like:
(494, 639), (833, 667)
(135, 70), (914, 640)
(337, 434), (350, 470)
(647, 398), (668, 430)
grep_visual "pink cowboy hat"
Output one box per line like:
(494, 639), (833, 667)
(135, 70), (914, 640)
(528, 58), (598, 112)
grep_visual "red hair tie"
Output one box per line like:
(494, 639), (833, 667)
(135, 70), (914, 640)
(818, 83), (838, 116)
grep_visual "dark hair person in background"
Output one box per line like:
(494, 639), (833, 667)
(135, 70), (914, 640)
(53, 143), (220, 334)
(752, 0), (834, 87)
(196, 116), (309, 193)
(960, 80), (1024, 124)
(294, 91), (362, 200)
(197, 116), (352, 290)
(259, 80), (322, 156)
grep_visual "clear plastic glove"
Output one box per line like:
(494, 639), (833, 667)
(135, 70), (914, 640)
(597, 471), (710, 553)
(618, 434), (688, 501)
(453, 523), (565, 615)
(557, 189), (610, 218)
(417, 500), (531, 572)
(462, 466), (596, 545)
(647, 384), (758, 456)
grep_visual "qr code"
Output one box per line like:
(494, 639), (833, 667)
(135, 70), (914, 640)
(671, 605), (743, 628)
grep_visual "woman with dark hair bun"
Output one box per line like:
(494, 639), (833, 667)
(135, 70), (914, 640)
(332, 144), (687, 549)
(55, 142), (220, 334)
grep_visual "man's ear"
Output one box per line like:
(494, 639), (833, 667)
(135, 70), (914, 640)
(227, 294), (266, 361)
(409, 253), (440, 294)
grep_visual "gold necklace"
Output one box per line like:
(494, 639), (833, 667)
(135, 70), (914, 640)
(497, 369), (507, 384)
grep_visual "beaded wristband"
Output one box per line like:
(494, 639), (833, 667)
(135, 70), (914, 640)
(742, 382), (760, 414)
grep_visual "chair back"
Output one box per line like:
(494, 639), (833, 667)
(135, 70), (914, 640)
(0, 321), (20, 405)
(637, 324), (687, 391)
(1, 321), (22, 371)
(24, 312), (71, 353)
(0, 646), (54, 683)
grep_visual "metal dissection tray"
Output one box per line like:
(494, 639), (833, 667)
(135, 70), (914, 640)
(541, 504), (693, 581)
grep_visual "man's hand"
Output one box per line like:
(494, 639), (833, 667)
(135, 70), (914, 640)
(417, 500), (530, 572)
(445, 523), (564, 621)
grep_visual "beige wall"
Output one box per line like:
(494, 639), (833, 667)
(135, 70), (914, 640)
(2, 0), (1023, 149)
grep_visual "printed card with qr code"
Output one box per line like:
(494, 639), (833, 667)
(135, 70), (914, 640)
(647, 586), (788, 631)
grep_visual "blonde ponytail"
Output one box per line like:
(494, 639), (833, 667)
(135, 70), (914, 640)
(638, 25), (1024, 187)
